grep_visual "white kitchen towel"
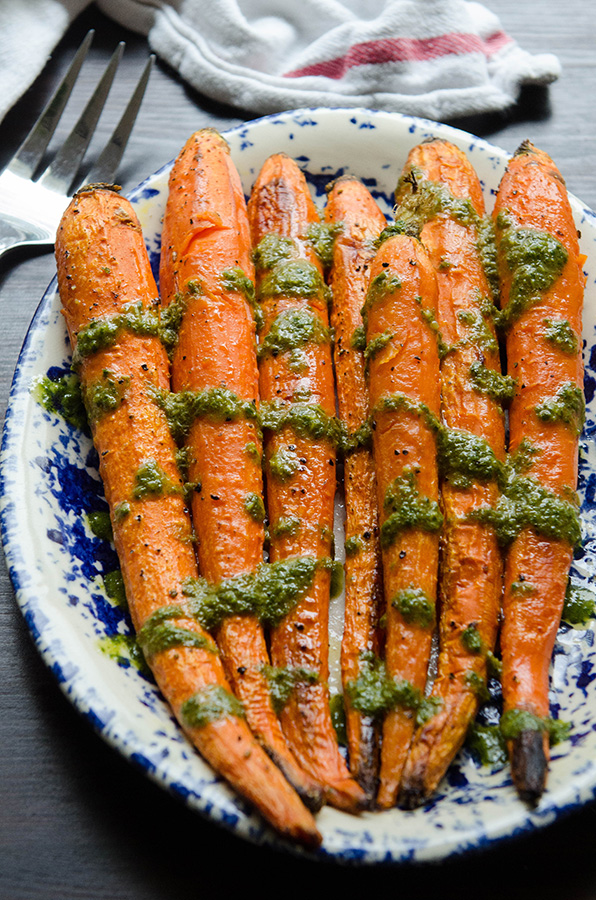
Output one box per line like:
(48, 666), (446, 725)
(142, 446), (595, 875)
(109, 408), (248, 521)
(0, 0), (560, 126)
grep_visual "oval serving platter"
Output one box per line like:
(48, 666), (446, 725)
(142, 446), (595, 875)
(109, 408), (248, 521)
(2, 107), (596, 864)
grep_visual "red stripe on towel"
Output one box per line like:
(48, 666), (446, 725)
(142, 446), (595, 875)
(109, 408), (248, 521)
(284, 30), (512, 80)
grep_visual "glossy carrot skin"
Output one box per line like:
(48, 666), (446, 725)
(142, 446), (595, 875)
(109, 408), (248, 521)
(55, 186), (321, 847)
(493, 142), (585, 801)
(325, 177), (386, 802)
(396, 141), (505, 807)
(159, 131), (322, 810)
(365, 234), (442, 809)
(248, 154), (366, 813)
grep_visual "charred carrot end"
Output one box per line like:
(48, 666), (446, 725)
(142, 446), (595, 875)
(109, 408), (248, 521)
(362, 233), (441, 809)
(393, 140), (505, 807)
(56, 186), (322, 847)
(325, 176), (386, 801)
(493, 142), (584, 803)
(248, 154), (367, 813)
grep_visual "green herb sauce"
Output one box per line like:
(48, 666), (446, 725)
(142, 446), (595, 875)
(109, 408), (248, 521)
(99, 633), (148, 673)
(154, 387), (258, 444)
(351, 325), (367, 351)
(344, 536), (364, 556)
(132, 459), (181, 500)
(82, 369), (130, 423)
(361, 270), (402, 327)
(87, 510), (113, 542)
(417, 302), (451, 359)
(534, 382), (585, 435)
(461, 623), (483, 654)
(341, 419), (374, 454)
(437, 427), (502, 489)
(464, 671), (490, 703)
(392, 587), (435, 627)
(306, 221), (343, 271)
(72, 301), (160, 369)
(496, 214), (568, 330)
(330, 692), (348, 745)
(113, 502), (130, 523)
(562, 582), (596, 625)
(260, 400), (342, 446)
(33, 372), (88, 432)
(543, 318), (579, 355)
(345, 651), (441, 726)
(221, 267), (261, 329)
(469, 361), (516, 404)
(103, 569), (127, 607)
(261, 664), (319, 714)
(244, 492), (266, 522)
(160, 291), (189, 354)
(466, 723), (507, 767)
(259, 259), (330, 302)
(258, 308), (332, 359)
(457, 309), (499, 354)
(252, 233), (297, 272)
(137, 620), (217, 659)
(500, 708), (570, 746)
(268, 446), (300, 481)
(270, 516), (301, 538)
(381, 468), (443, 549)
(364, 330), (393, 368)
(181, 684), (245, 729)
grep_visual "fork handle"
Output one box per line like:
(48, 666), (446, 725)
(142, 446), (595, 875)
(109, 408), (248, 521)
(0, 221), (52, 261)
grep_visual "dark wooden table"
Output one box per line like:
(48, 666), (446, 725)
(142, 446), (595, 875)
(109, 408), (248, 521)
(1, 2), (595, 897)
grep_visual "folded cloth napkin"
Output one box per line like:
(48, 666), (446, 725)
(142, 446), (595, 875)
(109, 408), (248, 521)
(0, 0), (560, 126)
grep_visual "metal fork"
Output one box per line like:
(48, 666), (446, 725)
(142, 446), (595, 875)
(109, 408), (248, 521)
(0, 31), (154, 261)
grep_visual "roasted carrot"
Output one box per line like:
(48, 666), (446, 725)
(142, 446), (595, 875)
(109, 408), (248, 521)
(324, 177), (386, 802)
(492, 141), (585, 802)
(55, 185), (321, 847)
(248, 154), (366, 813)
(363, 233), (442, 809)
(394, 140), (506, 808)
(158, 130), (323, 810)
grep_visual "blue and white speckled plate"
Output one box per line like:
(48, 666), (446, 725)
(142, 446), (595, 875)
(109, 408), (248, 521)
(2, 108), (596, 864)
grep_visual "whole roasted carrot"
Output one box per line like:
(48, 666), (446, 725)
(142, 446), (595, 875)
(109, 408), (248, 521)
(158, 130), (322, 810)
(492, 141), (585, 802)
(55, 185), (321, 847)
(395, 140), (506, 808)
(325, 176), (386, 802)
(248, 154), (366, 813)
(363, 233), (442, 809)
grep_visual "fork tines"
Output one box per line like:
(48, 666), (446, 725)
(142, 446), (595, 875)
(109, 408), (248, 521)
(6, 30), (154, 196)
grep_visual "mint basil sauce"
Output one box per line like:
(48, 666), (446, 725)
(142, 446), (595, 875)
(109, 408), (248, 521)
(466, 723), (508, 767)
(113, 502), (130, 523)
(180, 555), (319, 629)
(562, 582), (596, 624)
(221, 267), (261, 328)
(244, 492), (266, 522)
(72, 301), (161, 369)
(535, 381), (585, 435)
(87, 510), (113, 542)
(83, 369), (130, 423)
(270, 515), (301, 538)
(464, 671), (490, 703)
(437, 427), (502, 488)
(252, 233), (297, 272)
(543, 317), (579, 355)
(469, 361), (516, 404)
(500, 708), (570, 745)
(181, 684), (246, 729)
(258, 307), (332, 359)
(392, 587), (435, 627)
(261, 664), (319, 714)
(351, 325), (367, 351)
(99, 633), (148, 674)
(364, 330), (393, 368)
(306, 221), (343, 271)
(260, 400), (342, 446)
(496, 212), (568, 330)
(33, 372), (88, 432)
(137, 620), (217, 659)
(259, 259), (330, 302)
(344, 536), (364, 556)
(417, 301), (450, 359)
(345, 651), (441, 725)
(103, 568), (127, 607)
(361, 270), (402, 327)
(461, 623), (483, 654)
(268, 446), (300, 481)
(160, 291), (189, 355)
(457, 309), (499, 355)
(381, 468), (443, 549)
(330, 693), (348, 745)
(154, 387), (258, 445)
(132, 459), (181, 500)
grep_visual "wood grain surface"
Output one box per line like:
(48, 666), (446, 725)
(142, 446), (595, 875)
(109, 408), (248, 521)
(0, 2), (595, 897)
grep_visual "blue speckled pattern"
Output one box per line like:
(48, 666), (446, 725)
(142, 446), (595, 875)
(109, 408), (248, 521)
(2, 108), (596, 864)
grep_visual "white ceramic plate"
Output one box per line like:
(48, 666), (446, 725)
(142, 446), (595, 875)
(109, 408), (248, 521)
(2, 108), (596, 865)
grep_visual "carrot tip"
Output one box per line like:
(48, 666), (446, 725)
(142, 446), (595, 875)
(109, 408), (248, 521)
(511, 730), (547, 806)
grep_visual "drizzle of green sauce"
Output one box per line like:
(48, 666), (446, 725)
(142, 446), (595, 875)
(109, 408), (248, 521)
(417, 301), (451, 359)
(361, 270), (402, 327)
(244, 492), (266, 522)
(268, 446), (300, 481)
(437, 427), (502, 489)
(132, 459), (181, 500)
(260, 400), (342, 446)
(341, 419), (374, 455)
(181, 684), (246, 729)
(221, 267), (261, 328)
(510, 579), (536, 596)
(370, 392), (440, 433)
(33, 372), (88, 432)
(476, 216), (500, 303)
(87, 510), (113, 542)
(351, 325), (367, 351)
(394, 166), (478, 234)
(258, 308), (332, 359)
(160, 291), (190, 354)
(500, 708), (570, 746)
(270, 516), (301, 538)
(466, 723), (508, 767)
(344, 536), (364, 556)
(261, 664), (319, 714)
(252, 233), (297, 272)
(392, 587), (435, 627)
(99, 633), (148, 673)
(330, 692), (348, 745)
(534, 382), (585, 435)
(82, 369), (130, 423)
(259, 259), (330, 302)
(179, 555), (319, 629)
(345, 651), (441, 726)
(543, 318), (579, 355)
(244, 441), (261, 464)
(364, 330), (393, 368)
(154, 387), (258, 444)
(464, 671), (490, 703)
(306, 221), (343, 271)
(469, 361), (516, 404)
(562, 582), (596, 625)
(457, 309), (499, 355)
(137, 618), (217, 658)
(72, 301), (160, 369)
(113, 502), (130, 523)
(381, 468), (443, 549)
(496, 213), (568, 330)
(461, 623), (483, 654)
(103, 569), (127, 607)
